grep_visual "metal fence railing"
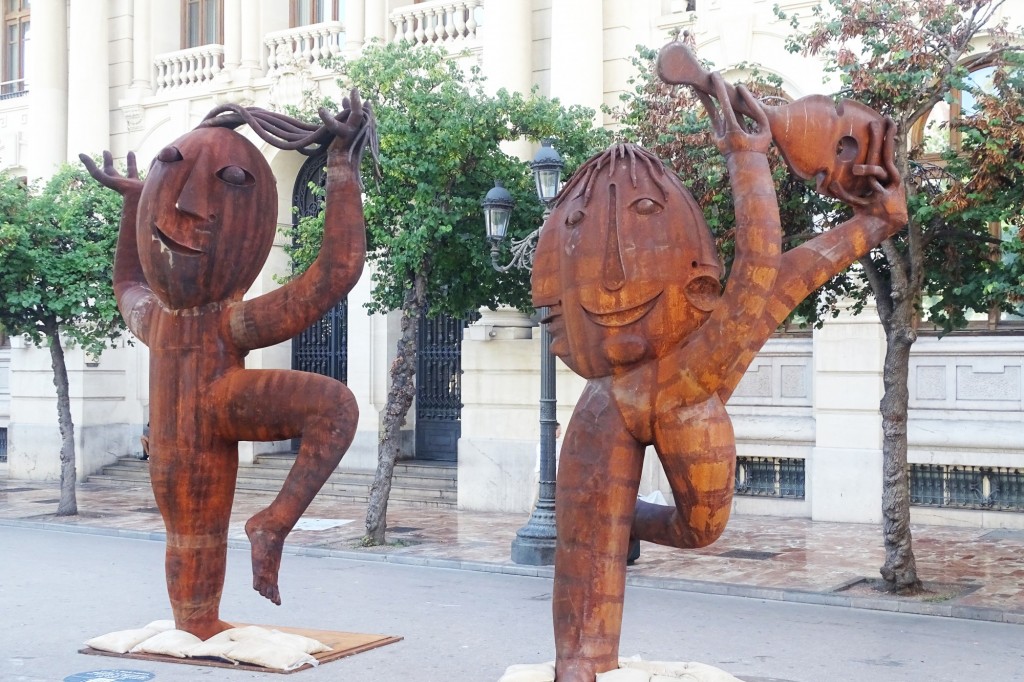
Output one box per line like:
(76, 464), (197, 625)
(910, 464), (1024, 512)
(734, 456), (805, 499)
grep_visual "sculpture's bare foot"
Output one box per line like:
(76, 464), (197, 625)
(245, 515), (287, 605)
(180, 617), (233, 641)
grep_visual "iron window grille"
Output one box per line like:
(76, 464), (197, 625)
(734, 456), (805, 499)
(0, 427), (7, 462)
(909, 464), (1024, 512)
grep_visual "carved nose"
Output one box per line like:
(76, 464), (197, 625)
(603, 184), (625, 291)
(175, 168), (211, 220)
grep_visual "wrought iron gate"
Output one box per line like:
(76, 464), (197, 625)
(415, 311), (465, 462)
(290, 152), (348, 449)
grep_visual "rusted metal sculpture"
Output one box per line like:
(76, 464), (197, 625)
(81, 91), (375, 641)
(532, 43), (908, 681)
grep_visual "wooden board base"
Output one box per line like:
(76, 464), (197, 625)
(79, 623), (403, 674)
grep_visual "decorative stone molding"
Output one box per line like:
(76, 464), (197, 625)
(153, 45), (226, 91)
(265, 22), (344, 76)
(729, 337), (813, 407)
(390, 0), (483, 47)
(122, 104), (145, 132)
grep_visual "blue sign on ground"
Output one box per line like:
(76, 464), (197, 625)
(64, 671), (155, 682)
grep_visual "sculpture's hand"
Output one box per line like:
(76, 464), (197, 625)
(319, 88), (375, 165)
(851, 118), (908, 227)
(79, 151), (142, 197)
(697, 73), (771, 156)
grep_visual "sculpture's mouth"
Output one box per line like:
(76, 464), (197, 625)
(581, 292), (662, 328)
(153, 225), (203, 256)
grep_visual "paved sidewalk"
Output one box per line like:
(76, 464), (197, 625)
(2, 476), (1023, 625)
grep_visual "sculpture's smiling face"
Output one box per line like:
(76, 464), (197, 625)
(532, 145), (722, 379)
(138, 127), (277, 310)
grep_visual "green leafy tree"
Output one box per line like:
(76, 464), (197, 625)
(0, 164), (125, 515)
(287, 41), (610, 544)
(777, 0), (1023, 592)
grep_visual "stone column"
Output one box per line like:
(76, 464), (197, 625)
(365, 0), (388, 43)
(549, 0), (603, 126)
(810, 302), (885, 523)
(68, 0), (110, 161)
(223, 0), (242, 72)
(27, 0), (69, 180)
(481, 0), (531, 96)
(481, 0), (532, 159)
(131, 0), (152, 90)
(240, 1), (262, 75)
(345, 0), (366, 55)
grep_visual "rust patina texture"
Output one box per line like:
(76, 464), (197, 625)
(82, 91), (375, 640)
(532, 43), (909, 681)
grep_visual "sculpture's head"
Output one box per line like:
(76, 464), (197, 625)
(766, 94), (886, 202)
(137, 126), (277, 310)
(532, 144), (722, 379)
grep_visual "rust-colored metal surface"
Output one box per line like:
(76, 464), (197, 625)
(532, 44), (908, 681)
(81, 92), (374, 641)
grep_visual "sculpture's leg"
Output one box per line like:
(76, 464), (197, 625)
(632, 396), (735, 548)
(553, 380), (645, 682)
(149, 437), (237, 640)
(211, 369), (357, 606)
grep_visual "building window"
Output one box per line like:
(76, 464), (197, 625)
(915, 65), (997, 159)
(910, 464), (1024, 512)
(734, 456), (805, 499)
(183, 0), (223, 48)
(913, 62), (1022, 331)
(2, 0), (28, 98)
(291, 0), (344, 27)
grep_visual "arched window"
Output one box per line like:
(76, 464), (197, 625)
(914, 65), (998, 160)
(914, 62), (1021, 330)
(182, 0), (223, 48)
(291, 0), (344, 27)
(2, 0), (28, 98)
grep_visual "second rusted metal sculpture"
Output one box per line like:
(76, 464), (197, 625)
(82, 91), (375, 640)
(532, 43), (909, 681)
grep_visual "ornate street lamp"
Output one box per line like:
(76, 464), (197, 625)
(482, 181), (514, 243)
(531, 138), (563, 206)
(482, 140), (563, 566)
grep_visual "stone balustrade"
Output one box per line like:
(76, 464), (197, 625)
(390, 0), (483, 47)
(153, 45), (225, 90)
(265, 21), (345, 75)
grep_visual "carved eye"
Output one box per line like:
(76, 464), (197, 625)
(630, 197), (664, 215)
(565, 209), (585, 227)
(216, 165), (254, 186)
(156, 146), (182, 163)
(836, 135), (859, 162)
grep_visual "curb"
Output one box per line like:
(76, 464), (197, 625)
(4, 518), (1022, 626)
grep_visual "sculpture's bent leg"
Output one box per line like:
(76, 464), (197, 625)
(553, 380), (645, 682)
(149, 436), (237, 640)
(633, 396), (735, 549)
(211, 369), (357, 606)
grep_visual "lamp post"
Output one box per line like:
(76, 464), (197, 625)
(481, 139), (563, 566)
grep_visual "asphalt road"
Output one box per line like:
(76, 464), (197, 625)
(1, 525), (1022, 682)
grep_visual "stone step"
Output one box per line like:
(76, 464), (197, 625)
(254, 453), (457, 481)
(86, 474), (456, 509)
(89, 456), (458, 508)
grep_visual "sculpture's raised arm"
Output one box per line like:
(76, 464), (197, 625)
(79, 150), (158, 344)
(228, 91), (377, 351)
(680, 73), (783, 398)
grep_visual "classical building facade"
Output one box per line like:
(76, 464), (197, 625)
(1, 0), (1022, 528)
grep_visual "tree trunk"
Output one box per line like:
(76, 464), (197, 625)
(49, 331), (78, 516)
(878, 296), (922, 593)
(363, 272), (427, 545)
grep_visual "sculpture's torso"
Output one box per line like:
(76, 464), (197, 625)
(146, 303), (242, 462)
